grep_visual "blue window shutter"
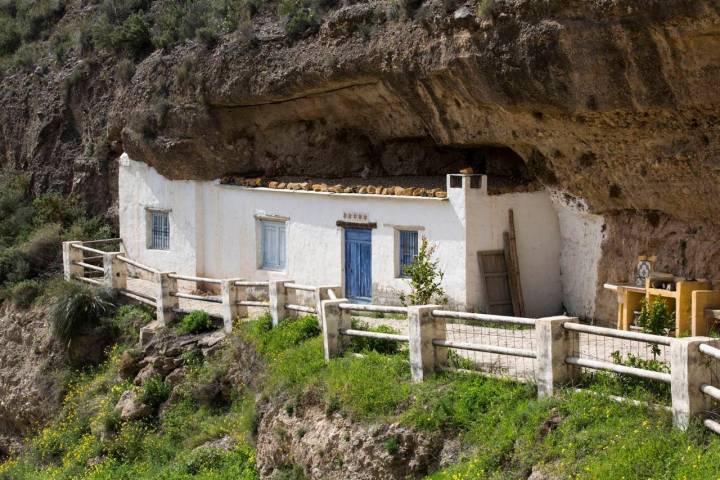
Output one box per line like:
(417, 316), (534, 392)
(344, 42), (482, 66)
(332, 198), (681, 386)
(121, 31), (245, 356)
(261, 221), (287, 269)
(399, 230), (418, 276)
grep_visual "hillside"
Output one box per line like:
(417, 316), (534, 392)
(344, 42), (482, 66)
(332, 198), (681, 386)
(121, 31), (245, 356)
(2, 311), (720, 479)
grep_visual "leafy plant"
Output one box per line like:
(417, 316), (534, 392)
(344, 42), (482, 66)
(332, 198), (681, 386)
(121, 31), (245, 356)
(139, 374), (171, 409)
(179, 310), (214, 334)
(399, 237), (447, 306)
(346, 319), (402, 355)
(384, 436), (399, 455)
(636, 297), (674, 356)
(49, 281), (115, 343)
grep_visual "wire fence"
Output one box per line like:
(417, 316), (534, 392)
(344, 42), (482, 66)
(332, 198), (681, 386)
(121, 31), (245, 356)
(568, 328), (672, 403)
(442, 317), (536, 380)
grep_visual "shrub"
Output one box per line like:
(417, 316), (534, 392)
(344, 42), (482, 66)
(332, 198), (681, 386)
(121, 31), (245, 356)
(278, 0), (318, 40)
(384, 436), (399, 455)
(113, 304), (153, 338)
(49, 281), (115, 343)
(0, 15), (21, 56)
(399, 237), (447, 306)
(179, 310), (214, 334)
(0, 248), (30, 284)
(139, 374), (171, 409)
(346, 319), (401, 355)
(33, 192), (82, 226)
(20, 223), (63, 274)
(9, 279), (42, 308)
(636, 297), (674, 355)
(16, 0), (65, 41)
(110, 12), (151, 57)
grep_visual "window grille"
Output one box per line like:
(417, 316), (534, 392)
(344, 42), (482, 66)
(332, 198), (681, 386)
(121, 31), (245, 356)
(149, 210), (170, 250)
(261, 221), (287, 270)
(399, 230), (418, 277)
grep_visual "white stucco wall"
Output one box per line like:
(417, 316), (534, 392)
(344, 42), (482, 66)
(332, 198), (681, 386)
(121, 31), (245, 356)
(462, 177), (563, 317)
(119, 155), (564, 315)
(119, 154), (202, 276)
(551, 191), (605, 319)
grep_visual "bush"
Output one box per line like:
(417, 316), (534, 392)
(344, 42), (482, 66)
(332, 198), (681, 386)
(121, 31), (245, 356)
(139, 374), (171, 409)
(20, 223), (63, 274)
(346, 319), (402, 355)
(110, 12), (151, 57)
(49, 281), (115, 343)
(179, 310), (214, 334)
(32, 192), (82, 226)
(0, 248), (30, 284)
(9, 279), (42, 308)
(0, 15), (21, 56)
(278, 0), (318, 40)
(113, 304), (153, 338)
(399, 237), (447, 306)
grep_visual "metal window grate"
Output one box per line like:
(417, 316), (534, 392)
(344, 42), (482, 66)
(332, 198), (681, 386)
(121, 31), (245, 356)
(261, 220), (287, 270)
(399, 230), (418, 277)
(149, 211), (169, 250)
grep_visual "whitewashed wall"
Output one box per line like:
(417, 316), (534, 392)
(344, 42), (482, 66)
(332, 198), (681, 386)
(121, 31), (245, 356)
(551, 192), (605, 319)
(119, 154), (565, 315)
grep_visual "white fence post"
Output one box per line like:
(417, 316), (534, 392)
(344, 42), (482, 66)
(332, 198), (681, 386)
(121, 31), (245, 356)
(62, 241), (83, 280)
(408, 305), (440, 382)
(535, 316), (580, 397)
(314, 285), (343, 329)
(103, 252), (127, 290)
(156, 272), (178, 327)
(321, 299), (349, 361)
(269, 280), (291, 326)
(220, 278), (243, 333)
(671, 337), (720, 430)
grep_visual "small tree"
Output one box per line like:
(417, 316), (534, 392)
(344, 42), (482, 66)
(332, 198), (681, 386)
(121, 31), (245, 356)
(399, 237), (447, 306)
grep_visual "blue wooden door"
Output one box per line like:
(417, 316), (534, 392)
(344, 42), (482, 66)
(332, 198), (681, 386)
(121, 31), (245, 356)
(345, 228), (372, 302)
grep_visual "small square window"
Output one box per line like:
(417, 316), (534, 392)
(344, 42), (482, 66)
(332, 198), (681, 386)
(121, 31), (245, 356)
(148, 210), (170, 250)
(260, 220), (287, 270)
(398, 230), (419, 277)
(450, 176), (462, 188)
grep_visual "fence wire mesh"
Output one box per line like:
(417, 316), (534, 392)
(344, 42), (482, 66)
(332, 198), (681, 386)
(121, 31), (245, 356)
(703, 351), (720, 424)
(443, 318), (536, 380)
(569, 330), (671, 403)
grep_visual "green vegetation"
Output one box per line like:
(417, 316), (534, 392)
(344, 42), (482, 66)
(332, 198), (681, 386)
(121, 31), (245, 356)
(3, 311), (720, 479)
(346, 319), (403, 355)
(399, 237), (447, 306)
(637, 296), (675, 343)
(0, 173), (113, 308)
(178, 310), (215, 335)
(49, 280), (116, 343)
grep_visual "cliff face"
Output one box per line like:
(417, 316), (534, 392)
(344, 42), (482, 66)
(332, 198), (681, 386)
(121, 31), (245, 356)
(3, 0), (720, 320)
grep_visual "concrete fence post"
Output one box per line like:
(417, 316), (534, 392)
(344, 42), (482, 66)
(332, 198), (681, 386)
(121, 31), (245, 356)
(220, 279), (243, 334)
(62, 241), (83, 281)
(321, 299), (349, 361)
(102, 252), (127, 290)
(156, 272), (178, 327)
(314, 285), (343, 330)
(408, 305), (441, 382)
(670, 337), (720, 430)
(269, 280), (291, 327)
(535, 316), (580, 397)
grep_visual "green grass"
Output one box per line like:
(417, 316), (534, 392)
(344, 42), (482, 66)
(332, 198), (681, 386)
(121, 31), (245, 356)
(4, 314), (720, 479)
